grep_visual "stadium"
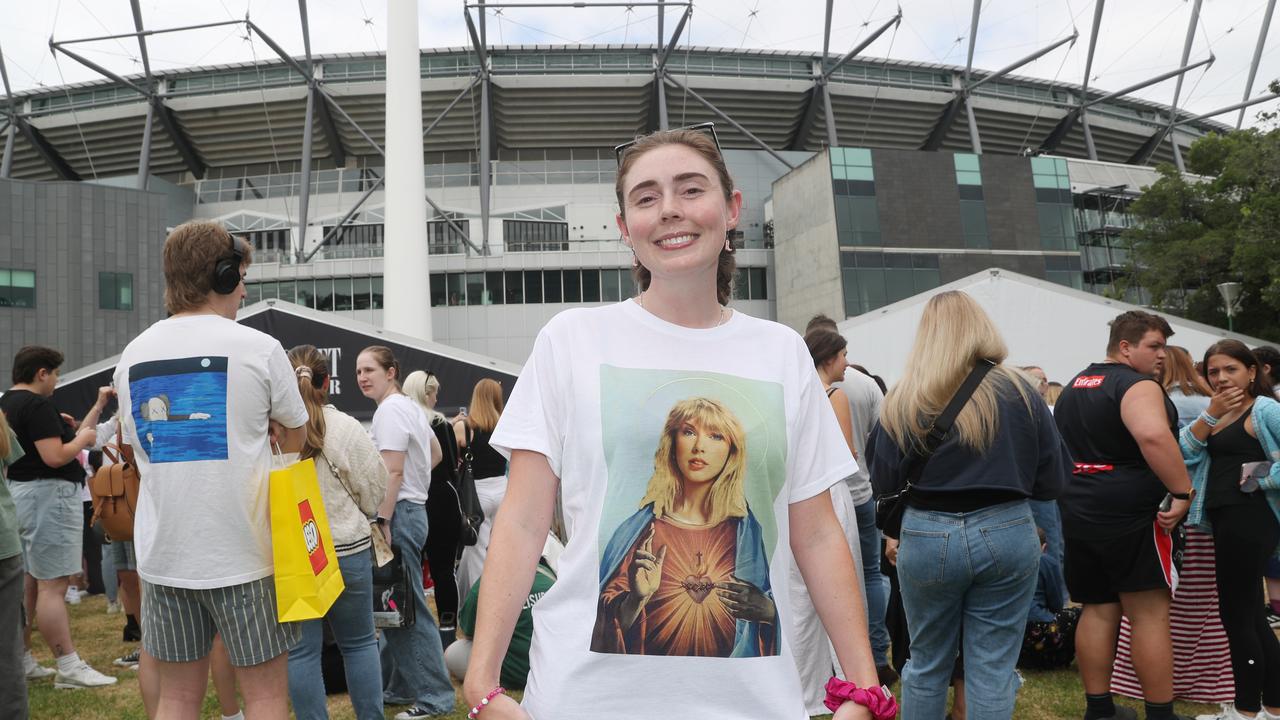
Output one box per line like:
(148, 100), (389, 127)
(1, 0), (1275, 379)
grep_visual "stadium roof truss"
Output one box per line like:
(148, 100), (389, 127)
(2, 0), (1279, 258)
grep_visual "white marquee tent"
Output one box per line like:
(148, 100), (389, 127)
(837, 269), (1272, 388)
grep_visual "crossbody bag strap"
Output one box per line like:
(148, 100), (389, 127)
(902, 359), (998, 484)
(318, 449), (367, 517)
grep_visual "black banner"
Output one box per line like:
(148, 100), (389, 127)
(53, 305), (519, 423)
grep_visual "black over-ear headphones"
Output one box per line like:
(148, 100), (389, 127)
(211, 233), (245, 295)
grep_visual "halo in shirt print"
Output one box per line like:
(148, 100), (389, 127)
(128, 356), (227, 463)
(591, 367), (787, 658)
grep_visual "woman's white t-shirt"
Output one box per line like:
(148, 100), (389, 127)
(370, 393), (433, 504)
(490, 300), (858, 720)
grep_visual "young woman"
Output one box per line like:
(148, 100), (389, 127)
(404, 369), (464, 647)
(452, 378), (507, 598)
(1164, 345), (1214, 429)
(866, 290), (1071, 720)
(356, 346), (455, 720)
(463, 127), (889, 720)
(285, 344), (388, 720)
(1180, 340), (1280, 720)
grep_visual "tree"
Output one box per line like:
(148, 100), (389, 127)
(1122, 95), (1280, 340)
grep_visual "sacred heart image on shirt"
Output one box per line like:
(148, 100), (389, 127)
(591, 367), (787, 658)
(127, 356), (229, 463)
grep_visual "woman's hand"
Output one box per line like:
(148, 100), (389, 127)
(717, 576), (777, 623)
(628, 525), (667, 604)
(884, 537), (899, 566)
(1208, 386), (1245, 418)
(468, 693), (530, 720)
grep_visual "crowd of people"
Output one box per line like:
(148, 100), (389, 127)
(2, 123), (1280, 720)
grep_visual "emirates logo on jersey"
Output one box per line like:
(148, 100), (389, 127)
(1073, 375), (1105, 389)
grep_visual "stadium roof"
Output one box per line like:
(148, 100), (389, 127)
(0, 43), (1237, 181)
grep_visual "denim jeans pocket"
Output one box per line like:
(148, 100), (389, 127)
(979, 515), (1039, 582)
(899, 529), (950, 587)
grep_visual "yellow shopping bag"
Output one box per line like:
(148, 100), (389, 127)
(269, 456), (345, 622)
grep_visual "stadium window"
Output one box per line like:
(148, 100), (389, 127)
(447, 273), (465, 306)
(466, 272), (486, 306)
(98, 271), (132, 311)
(581, 269), (601, 302)
(543, 270), (563, 303)
(430, 273), (447, 307)
(245, 282), (262, 306)
(562, 269), (582, 302)
(1045, 254), (1084, 290)
(601, 270), (622, 302)
(504, 270), (524, 304)
(353, 276), (372, 310)
(524, 271), (543, 303)
(333, 277), (354, 311)
(278, 280), (296, 305)
(504, 219), (570, 252)
(485, 271), (505, 305)
(296, 278), (316, 309)
(371, 276), (384, 309)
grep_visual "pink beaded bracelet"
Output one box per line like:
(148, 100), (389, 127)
(467, 686), (507, 719)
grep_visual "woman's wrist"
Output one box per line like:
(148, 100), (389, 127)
(823, 677), (897, 720)
(1198, 410), (1220, 427)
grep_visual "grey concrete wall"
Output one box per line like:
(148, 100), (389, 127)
(771, 149), (843, 332)
(0, 179), (168, 383)
(872, 149), (966, 249)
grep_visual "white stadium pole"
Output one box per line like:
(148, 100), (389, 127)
(383, 0), (433, 340)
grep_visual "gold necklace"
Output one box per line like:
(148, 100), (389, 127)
(638, 291), (727, 327)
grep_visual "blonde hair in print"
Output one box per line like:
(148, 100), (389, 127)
(639, 397), (748, 527)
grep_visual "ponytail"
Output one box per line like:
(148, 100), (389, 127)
(287, 344), (330, 461)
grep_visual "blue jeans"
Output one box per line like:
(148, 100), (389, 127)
(898, 501), (1040, 720)
(288, 549), (383, 720)
(854, 497), (891, 666)
(381, 501), (455, 713)
(1029, 499), (1067, 599)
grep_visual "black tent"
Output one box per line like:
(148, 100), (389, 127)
(52, 300), (522, 423)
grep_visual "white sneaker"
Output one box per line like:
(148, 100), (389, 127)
(64, 586), (82, 604)
(23, 655), (55, 680)
(54, 660), (118, 689)
(113, 649), (140, 669)
(1196, 706), (1251, 720)
(105, 600), (121, 614)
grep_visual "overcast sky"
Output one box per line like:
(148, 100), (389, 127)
(2, 0), (1277, 128)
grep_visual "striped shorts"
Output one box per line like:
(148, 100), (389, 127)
(141, 576), (301, 667)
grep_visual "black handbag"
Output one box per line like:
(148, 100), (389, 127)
(875, 360), (995, 539)
(371, 545), (417, 628)
(457, 426), (485, 547)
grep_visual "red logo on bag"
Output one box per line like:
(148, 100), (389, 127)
(1072, 375), (1105, 389)
(298, 499), (328, 576)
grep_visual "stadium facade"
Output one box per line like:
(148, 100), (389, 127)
(0, 41), (1237, 376)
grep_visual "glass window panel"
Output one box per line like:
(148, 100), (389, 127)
(11, 270), (34, 288)
(955, 170), (983, 186)
(581, 269), (601, 302)
(620, 269), (635, 298)
(118, 275), (133, 310)
(953, 154), (981, 173)
(99, 272), (115, 309)
(246, 282), (262, 305)
(1056, 158), (1069, 174)
(849, 197), (880, 234)
(845, 148), (872, 167)
(295, 278), (315, 308)
(749, 268), (767, 300)
(832, 164), (849, 181)
(842, 268), (862, 317)
(1038, 204), (1064, 238)
(371, 276), (384, 309)
(0, 269), (11, 287)
(856, 268), (887, 312)
(484, 271), (504, 305)
(601, 269), (622, 302)
(430, 274), (447, 307)
(914, 268), (942, 293)
(504, 271), (523, 304)
(830, 148), (846, 165)
(885, 268), (915, 304)
(315, 278), (334, 310)
(465, 272), (485, 306)
(563, 269), (581, 302)
(353, 276), (371, 310)
(333, 277), (353, 311)
(846, 165), (874, 182)
(884, 253), (913, 269)
(733, 268), (749, 300)
(447, 273), (465, 306)
(543, 270), (562, 303)
(262, 281), (279, 300)
(524, 271), (543, 303)
(278, 280), (296, 304)
(1030, 156), (1057, 174)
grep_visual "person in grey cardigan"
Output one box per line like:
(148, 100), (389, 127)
(285, 344), (389, 720)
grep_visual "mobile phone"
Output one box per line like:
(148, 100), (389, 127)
(1159, 494), (1173, 513)
(1241, 461), (1270, 493)
(458, 406), (467, 416)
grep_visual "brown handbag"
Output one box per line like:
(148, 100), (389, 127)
(89, 428), (141, 542)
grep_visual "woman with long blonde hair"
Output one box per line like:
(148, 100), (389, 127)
(404, 369), (464, 645)
(868, 290), (1071, 719)
(1162, 345), (1213, 429)
(453, 378), (508, 598)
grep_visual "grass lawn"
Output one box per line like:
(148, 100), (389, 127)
(26, 593), (1221, 719)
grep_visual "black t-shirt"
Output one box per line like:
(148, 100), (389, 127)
(1054, 362), (1177, 539)
(466, 426), (508, 479)
(1205, 410), (1268, 510)
(0, 389), (85, 483)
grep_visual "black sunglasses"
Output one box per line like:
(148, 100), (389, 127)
(613, 121), (723, 166)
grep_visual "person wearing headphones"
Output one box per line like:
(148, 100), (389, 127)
(114, 221), (308, 720)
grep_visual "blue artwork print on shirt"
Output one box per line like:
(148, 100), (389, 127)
(129, 356), (229, 463)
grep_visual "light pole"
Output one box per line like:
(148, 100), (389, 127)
(1217, 281), (1243, 332)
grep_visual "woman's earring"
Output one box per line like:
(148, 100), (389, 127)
(724, 233), (734, 253)
(631, 250), (639, 267)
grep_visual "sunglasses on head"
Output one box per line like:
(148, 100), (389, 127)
(613, 121), (723, 166)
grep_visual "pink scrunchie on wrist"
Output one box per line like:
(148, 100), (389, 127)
(823, 676), (899, 720)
